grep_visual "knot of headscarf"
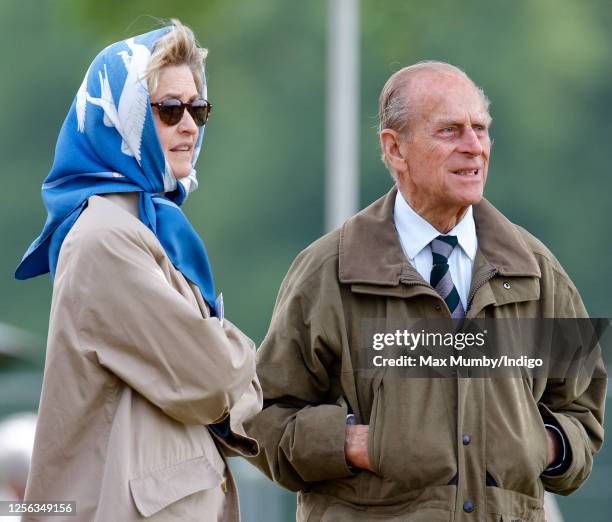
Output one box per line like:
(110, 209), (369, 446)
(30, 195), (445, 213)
(15, 27), (218, 315)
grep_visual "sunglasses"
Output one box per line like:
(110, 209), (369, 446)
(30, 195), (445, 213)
(150, 98), (212, 127)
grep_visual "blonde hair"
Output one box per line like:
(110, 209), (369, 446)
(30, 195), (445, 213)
(145, 19), (208, 95)
(378, 61), (490, 180)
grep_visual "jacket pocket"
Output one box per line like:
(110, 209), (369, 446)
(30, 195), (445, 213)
(368, 374), (456, 490)
(485, 379), (548, 498)
(366, 371), (385, 475)
(486, 486), (546, 522)
(129, 455), (224, 517)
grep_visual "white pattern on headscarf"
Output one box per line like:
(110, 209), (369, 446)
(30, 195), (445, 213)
(116, 38), (151, 163)
(78, 38), (151, 165)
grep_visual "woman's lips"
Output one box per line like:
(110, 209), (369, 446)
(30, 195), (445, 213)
(170, 143), (193, 153)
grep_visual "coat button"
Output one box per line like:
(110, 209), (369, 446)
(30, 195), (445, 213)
(462, 434), (471, 445)
(435, 304), (442, 311)
(463, 500), (475, 513)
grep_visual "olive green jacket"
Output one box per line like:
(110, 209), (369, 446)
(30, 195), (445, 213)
(245, 187), (606, 522)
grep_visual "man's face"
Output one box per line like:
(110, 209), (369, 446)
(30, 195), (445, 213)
(396, 73), (492, 215)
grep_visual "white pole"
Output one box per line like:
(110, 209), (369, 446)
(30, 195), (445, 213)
(325, 0), (360, 232)
(544, 493), (564, 522)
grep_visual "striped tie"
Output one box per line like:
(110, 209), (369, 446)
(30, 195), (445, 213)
(430, 235), (465, 318)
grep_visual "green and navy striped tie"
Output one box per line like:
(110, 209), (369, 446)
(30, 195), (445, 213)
(430, 235), (465, 318)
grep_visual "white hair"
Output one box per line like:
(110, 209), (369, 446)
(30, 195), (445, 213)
(378, 61), (491, 180)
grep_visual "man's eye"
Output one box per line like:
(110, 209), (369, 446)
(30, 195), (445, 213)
(441, 127), (455, 134)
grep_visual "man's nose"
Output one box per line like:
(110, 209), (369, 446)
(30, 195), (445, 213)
(459, 127), (484, 156)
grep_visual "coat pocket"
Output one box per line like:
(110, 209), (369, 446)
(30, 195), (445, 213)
(485, 379), (549, 497)
(366, 371), (386, 475)
(367, 374), (456, 489)
(129, 455), (224, 518)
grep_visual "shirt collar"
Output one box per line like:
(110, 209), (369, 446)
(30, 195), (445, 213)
(394, 189), (477, 261)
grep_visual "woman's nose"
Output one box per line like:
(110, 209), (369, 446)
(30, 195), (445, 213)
(178, 109), (198, 134)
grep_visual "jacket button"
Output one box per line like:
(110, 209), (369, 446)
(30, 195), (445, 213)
(463, 500), (475, 513)
(462, 434), (471, 445)
(435, 304), (442, 311)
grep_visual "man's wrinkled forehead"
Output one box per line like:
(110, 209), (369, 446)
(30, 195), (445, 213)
(410, 70), (491, 125)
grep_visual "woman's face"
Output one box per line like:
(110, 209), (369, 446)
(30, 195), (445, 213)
(150, 64), (199, 179)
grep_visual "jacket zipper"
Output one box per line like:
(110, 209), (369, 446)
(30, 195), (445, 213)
(400, 269), (499, 315)
(399, 277), (454, 316)
(398, 279), (432, 289)
(466, 269), (498, 313)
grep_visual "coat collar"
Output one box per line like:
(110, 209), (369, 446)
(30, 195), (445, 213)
(339, 186), (541, 286)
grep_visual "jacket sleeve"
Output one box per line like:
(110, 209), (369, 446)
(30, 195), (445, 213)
(244, 252), (354, 491)
(539, 274), (607, 495)
(57, 223), (257, 427)
(212, 367), (263, 458)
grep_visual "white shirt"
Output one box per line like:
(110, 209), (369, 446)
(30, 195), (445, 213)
(393, 190), (477, 309)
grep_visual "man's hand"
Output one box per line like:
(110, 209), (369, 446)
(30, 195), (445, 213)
(546, 427), (560, 467)
(345, 424), (373, 472)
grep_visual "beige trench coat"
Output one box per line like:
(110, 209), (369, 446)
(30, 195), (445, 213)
(245, 187), (606, 522)
(23, 193), (262, 521)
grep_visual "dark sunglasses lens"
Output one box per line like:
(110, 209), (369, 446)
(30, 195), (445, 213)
(188, 101), (210, 126)
(158, 100), (184, 126)
(155, 99), (210, 126)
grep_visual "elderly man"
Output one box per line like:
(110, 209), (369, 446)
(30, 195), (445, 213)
(246, 62), (605, 521)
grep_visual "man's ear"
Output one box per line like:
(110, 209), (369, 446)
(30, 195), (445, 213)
(380, 129), (407, 174)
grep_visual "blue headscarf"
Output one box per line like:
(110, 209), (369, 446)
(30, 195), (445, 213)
(15, 26), (218, 315)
